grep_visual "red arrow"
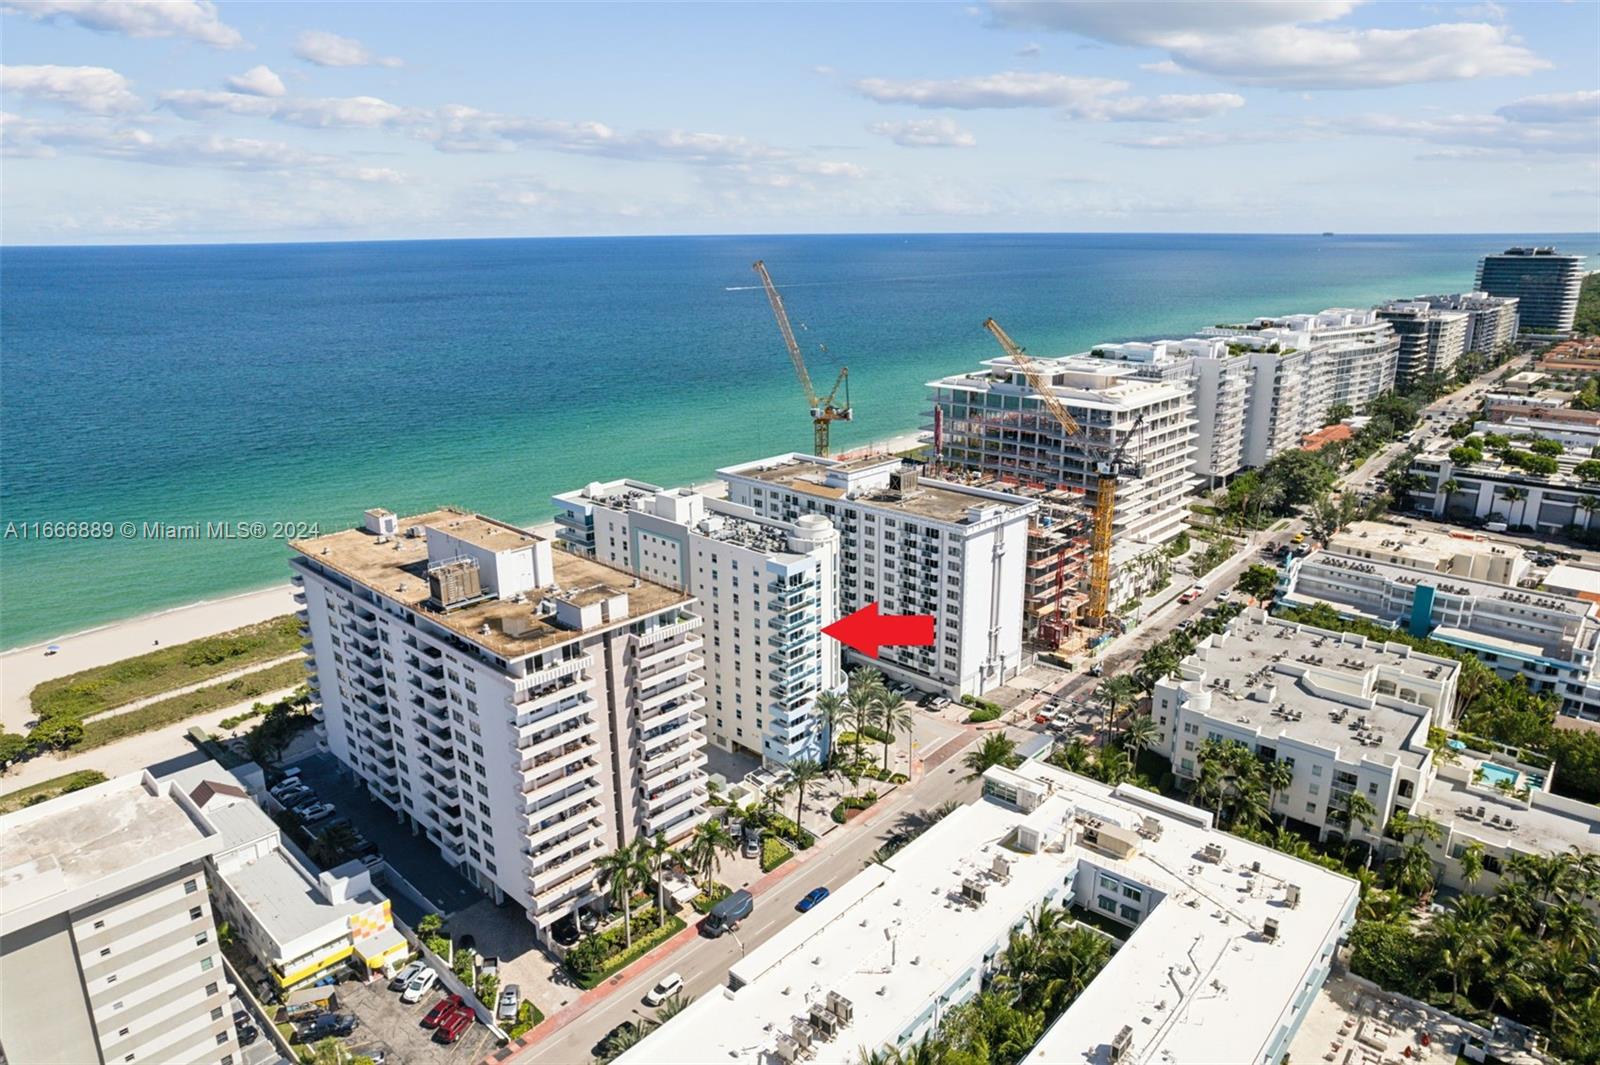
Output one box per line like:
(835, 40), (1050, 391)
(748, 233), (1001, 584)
(822, 602), (935, 659)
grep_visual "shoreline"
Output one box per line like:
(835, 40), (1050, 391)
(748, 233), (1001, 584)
(0, 428), (929, 710)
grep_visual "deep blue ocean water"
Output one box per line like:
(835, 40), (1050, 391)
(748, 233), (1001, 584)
(3, 232), (1595, 648)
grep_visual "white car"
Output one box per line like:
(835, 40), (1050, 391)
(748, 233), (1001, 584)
(643, 972), (683, 1007)
(298, 803), (337, 823)
(400, 968), (438, 1004)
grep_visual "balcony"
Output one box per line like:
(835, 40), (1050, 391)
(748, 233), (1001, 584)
(525, 817), (603, 862)
(515, 672), (594, 711)
(641, 731), (707, 773)
(526, 799), (603, 845)
(529, 840), (603, 893)
(644, 799), (711, 839)
(517, 720), (599, 768)
(524, 778), (603, 820)
(635, 615), (702, 648)
(641, 712), (706, 755)
(513, 655), (593, 694)
(639, 673), (704, 714)
(513, 698), (592, 744)
(645, 771), (706, 811)
(530, 866), (598, 914)
(634, 636), (703, 673)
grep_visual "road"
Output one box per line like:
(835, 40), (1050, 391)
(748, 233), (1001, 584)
(516, 735), (983, 1064)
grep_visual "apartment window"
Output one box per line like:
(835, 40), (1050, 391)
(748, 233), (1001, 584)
(216, 1033), (229, 1046)
(210, 1007), (224, 1021)
(221, 1057), (234, 1065)
(113, 1001), (124, 1011)
(190, 906), (203, 920)
(119, 1028), (129, 1038)
(1096, 895), (1118, 914)
(94, 919), (106, 930)
(205, 982), (219, 996)
(106, 974), (118, 985)
(184, 879), (199, 894)
(200, 957), (214, 972)
(100, 947), (112, 957)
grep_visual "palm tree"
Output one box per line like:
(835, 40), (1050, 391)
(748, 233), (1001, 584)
(962, 733), (1019, 779)
(814, 690), (848, 765)
(787, 757), (827, 835)
(654, 992), (695, 1025)
(879, 700), (915, 774)
(1093, 746), (1133, 787)
(1500, 485), (1528, 528)
(1121, 714), (1158, 756)
(846, 670), (889, 768)
(1440, 477), (1461, 515)
(642, 831), (672, 929)
(1263, 760), (1294, 823)
(685, 819), (736, 891)
(594, 842), (646, 949)
(1392, 840), (1437, 901)
(1579, 494), (1600, 532)
(309, 822), (362, 868)
(1482, 924), (1537, 1019)
(1459, 839), (1486, 887)
(1048, 738), (1092, 774)
(1335, 790), (1377, 839)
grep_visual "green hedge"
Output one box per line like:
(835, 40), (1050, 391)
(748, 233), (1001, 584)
(0, 770), (108, 814)
(830, 792), (879, 823)
(966, 706), (1002, 723)
(761, 837), (794, 872)
(961, 694), (1004, 718)
(78, 660), (308, 750)
(31, 615), (302, 721)
(690, 883), (732, 914)
(568, 910), (686, 990)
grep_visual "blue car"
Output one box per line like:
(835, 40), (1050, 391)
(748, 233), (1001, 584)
(796, 887), (830, 913)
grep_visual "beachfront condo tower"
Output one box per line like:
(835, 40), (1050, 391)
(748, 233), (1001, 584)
(552, 480), (842, 767)
(290, 508), (707, 943)
(1475, 247), (1586, 333)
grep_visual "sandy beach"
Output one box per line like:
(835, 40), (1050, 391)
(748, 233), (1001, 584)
(0, 428), (928, 735)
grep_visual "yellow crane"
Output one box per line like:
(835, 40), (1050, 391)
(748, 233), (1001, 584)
(982, 317), (1122, 627)
(753, 260), (852, 456)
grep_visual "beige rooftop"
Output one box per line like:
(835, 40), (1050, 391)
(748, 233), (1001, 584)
(291, 508), (690, 659)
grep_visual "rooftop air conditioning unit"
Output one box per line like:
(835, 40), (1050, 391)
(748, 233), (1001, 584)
(1202, 842), (1227, 863)
(1263, 917), (1280, 941)
(1110, 1025), (1135, 1062)
(1285, 883), (1302, 909)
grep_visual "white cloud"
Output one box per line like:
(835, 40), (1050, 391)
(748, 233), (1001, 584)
(868, 117), (977, 148)
(1454, 2), (1506, 22)
(293, 30), (403, 69)
(1496, 90), (1599, 124)
(1140, 60), (1184, 75)
(1, 0), (243, 48)
(853, 71), (1126, 109)
(1112, 128), (1284, 149)
(226, 65), (286, 98)
(1316, 109), (1599, 154)
(795, 160), (868, 178)
(160, 89), (429, 130)
(1085, 93), (1243, 121)
(989, 1), (1548, 89)
(0, 64), (139, 113)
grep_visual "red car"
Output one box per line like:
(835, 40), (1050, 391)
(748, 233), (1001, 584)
(436, 1005), (475, 1043)
(422, 995), (465, 1029)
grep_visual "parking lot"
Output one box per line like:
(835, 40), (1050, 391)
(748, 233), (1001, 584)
(285, 752), (481, 923)
(335, 976), (498, 1065)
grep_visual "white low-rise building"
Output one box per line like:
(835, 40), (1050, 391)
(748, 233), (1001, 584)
(1410, 446), (1600, 536)
(618, 760), (1357, 1065)
(552, 479), (842, 765)
(1152, 607), (1460, 842)
(718, 454), (1035, 697)
(291, 507), (709, 943)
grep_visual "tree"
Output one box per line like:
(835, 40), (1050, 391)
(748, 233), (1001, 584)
(787, 758), (827, 832)
(1263, 759), (1294, 822)
(1096, 675), (1140, 748)
(1500, 485), (1528, 528)
(0, 732), (31, 769)
(1236, 564), (1279, 602)
(814, 690), (848, 764)
(309, 822), (362, 869)
(654, 992), (694, 1025)
(1335, 790), (1377, 839)
(643, 831), (672, 929)
(1121, 714), (1158, 756)
(478, 970), (499, 1007)
(1459, 840), (1485, 886)
(299, 1037), (352, 1065)
(594, 842), (646, 949)
(963, 733), (1020, 779)
(1325, 403), (1353, 424)
(684, 819), (736, 891)
(879, 700), (915, 774)
(845, 669), (890, 768)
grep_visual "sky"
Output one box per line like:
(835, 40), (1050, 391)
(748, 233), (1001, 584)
(1, 0), (1596, 244)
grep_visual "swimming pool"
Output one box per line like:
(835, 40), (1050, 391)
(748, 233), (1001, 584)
(1477, 762), (1522, 790)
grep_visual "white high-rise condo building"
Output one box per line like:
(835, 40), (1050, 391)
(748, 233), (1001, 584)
(1476, 247), (1586, 332)
(291, 507), (708, 943)
(0, 773), (242, 1065)
(718, 455), (1036, 697)
(1375, 301), (1469, 385)
(1414, 292), (1520, 354)
(552, 480), (842, 766)
(1202, 308), (1400, 467)
(928, 355), (1195, 543)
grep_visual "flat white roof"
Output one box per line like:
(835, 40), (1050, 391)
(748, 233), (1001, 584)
(621, 763), (1356, 1065)
(1545, 563), (1600, 598)
(227, 848), (377, 946)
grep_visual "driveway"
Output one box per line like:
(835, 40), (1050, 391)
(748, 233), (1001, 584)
(286, 752), (481, 923)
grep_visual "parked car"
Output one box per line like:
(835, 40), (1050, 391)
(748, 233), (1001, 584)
(1291, 532), (1306, 543)
(274, 786), (312, 805)
(594, 1022), (644, 1059)
(360, 853), (384, 869)
(436, 1007), (474, 1044)
(269, 779), (305, 798)
(237, 1024), (258, 1047)
(299, 803), (337, 823)
(400, 968), (438, 1004)
(422, 994), (465, 1029)
(292, 1013), (358, 1044)
(703, 889), (753, 938)
(741, 831), (761, 859)
(389, 961), (426, 992)
(643, 973), (684, 1007)
(497, 984), (521, 1022)
(1177, 584), (1205, 605)
(796, 887), (830, 913)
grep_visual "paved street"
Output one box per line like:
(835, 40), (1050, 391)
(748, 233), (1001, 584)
(510, 733), (982, 1065)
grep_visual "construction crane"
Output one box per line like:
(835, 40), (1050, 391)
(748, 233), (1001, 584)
(982, 317), (1126, 628)
(753, 260), (852, 456)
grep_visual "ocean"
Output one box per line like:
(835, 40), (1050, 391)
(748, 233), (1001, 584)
(3, 232), (1595, 648)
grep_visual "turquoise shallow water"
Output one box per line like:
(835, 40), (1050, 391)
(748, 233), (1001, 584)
(3, 232), (1595, 648)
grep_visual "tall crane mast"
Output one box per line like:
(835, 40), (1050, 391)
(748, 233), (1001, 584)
(753, 260), (852, 456)
(982, 317), (1123, 628)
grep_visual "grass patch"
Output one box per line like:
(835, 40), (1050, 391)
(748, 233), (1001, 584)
(31, 614), (302, 722)
(760, 836), (794, 872)
(505, 1000), (544, 1039)
(966, 706), (1002, 723)
(567, 911), (687, 990)
(79, 660), (307, 749)
(0, 769), (108, 814)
